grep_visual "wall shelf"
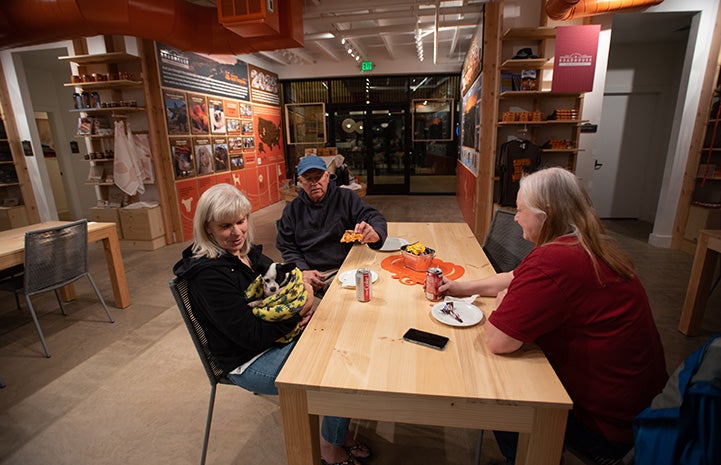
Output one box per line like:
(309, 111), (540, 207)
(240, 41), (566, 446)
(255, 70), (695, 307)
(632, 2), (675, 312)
(64, 79), (143, 89)
(58, 52), (140, 65)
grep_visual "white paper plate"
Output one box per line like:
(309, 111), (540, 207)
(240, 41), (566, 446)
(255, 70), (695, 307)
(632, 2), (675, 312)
(431, 301), (484, 327)
(377, 237), (409, 252)
(338, 269), (379, 287)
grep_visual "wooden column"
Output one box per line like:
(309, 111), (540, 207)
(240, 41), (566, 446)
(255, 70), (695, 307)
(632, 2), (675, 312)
(139, 39), (181, 244)
(475, 1), (503, 240)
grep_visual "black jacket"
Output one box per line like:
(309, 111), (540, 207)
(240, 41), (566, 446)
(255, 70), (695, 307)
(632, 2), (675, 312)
(275, 180), (388, 271)
(173, 244), (302, 373)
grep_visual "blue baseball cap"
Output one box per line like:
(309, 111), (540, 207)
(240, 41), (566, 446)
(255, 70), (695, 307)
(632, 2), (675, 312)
(297, 155), (327, 176)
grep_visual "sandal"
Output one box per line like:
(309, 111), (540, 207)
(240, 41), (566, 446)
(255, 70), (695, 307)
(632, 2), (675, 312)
(344, 441), (372, 459)
(321, 453), (358, 465)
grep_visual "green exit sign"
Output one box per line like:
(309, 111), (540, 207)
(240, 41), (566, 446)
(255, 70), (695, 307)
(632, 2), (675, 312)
(361, 61), (373, 72)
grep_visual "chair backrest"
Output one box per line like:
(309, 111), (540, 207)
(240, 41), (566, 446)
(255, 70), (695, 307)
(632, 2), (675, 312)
(169, 276), (228, 386)
(24, 219), (89, 295)
(483, 209), (535, 273)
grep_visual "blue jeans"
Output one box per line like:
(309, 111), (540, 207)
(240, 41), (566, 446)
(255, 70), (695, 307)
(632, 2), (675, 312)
(228, 341), (350, 446)
(493, 413), (632, 464)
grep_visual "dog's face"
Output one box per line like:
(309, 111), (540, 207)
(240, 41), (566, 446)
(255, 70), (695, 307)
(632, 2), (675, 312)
(261, 262), (296, 296)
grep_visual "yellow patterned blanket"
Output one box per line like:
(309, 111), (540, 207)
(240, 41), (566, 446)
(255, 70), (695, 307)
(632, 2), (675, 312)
(245, 266), (307, 343)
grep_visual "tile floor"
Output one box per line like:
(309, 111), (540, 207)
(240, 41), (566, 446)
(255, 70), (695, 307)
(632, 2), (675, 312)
(0, 196), (719, 465)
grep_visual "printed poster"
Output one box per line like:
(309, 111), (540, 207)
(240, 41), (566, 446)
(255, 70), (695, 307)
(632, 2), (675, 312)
(170, 137), (194, 179)
(240, 103), (253, 118)
(226, 118), (242, 135)
(228, 136), (245, 171)
(215, 171), (233, 186)
(164, 91), (189, 135)
(461, 15), (484, 97)
(460, 75), (482, 176)
(224, 100), (240, 118)
(194, 137), (214, 175)
(248, 65), (280, 106)
(175, 178), (199, 242)
(552, 25), (600, 93)
(197, 175), (216, 197)
(156, 43), (250, 100)
(209, 97), (226, 134)
(188, 94), (210, 135)
(212, 137), (230, 173)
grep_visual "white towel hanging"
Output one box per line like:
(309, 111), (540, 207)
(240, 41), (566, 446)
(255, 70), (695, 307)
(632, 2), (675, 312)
(113, 120), (145, 196)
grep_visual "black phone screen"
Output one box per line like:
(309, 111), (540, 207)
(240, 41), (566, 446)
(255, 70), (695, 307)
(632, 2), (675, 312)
(403, 328), (449, 350)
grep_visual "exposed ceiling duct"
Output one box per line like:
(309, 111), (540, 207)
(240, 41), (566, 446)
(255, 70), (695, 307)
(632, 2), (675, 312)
(545, 0), (664, 21)
(0, 0), (303, 55)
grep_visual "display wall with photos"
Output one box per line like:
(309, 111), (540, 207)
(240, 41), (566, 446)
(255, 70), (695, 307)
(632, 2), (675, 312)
(156, 43), (285, 241)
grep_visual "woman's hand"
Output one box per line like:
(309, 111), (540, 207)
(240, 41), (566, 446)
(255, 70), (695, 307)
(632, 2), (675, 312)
(439, 277), (466, 297)
(298, 281), (315, 328)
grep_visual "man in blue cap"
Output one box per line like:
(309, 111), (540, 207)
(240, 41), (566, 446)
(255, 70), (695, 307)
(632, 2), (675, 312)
(276, 155), (387, 294)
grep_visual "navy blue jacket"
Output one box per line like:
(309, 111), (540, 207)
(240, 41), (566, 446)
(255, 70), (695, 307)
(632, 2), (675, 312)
(275, 181), (388, 271)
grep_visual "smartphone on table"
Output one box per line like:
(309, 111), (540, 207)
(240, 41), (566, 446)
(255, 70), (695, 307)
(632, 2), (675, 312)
(403, 328), (449, 350)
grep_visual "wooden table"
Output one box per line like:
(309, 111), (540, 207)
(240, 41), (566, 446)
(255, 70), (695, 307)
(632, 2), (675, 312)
(0, 221), (131, 308)
(276, 222), (572, 465)
(678, 229), (721, 335)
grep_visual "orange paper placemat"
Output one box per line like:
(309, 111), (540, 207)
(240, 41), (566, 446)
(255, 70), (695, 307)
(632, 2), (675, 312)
(381, 255), (465, 286)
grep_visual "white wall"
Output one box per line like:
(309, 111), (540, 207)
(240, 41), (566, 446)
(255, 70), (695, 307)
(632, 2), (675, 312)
(576, 0), (719, 247)
(21, 48), (97, 220)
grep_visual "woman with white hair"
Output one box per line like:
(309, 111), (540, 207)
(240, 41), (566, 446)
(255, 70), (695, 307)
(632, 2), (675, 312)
(441, 167), (667, 464)
(173, 184), (370, 465)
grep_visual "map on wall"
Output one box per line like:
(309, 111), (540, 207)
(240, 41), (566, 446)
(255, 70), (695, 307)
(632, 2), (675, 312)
(156, 43), (250, 101)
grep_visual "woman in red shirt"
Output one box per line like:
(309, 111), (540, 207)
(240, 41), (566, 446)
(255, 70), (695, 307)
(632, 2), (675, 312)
(441, 167), (667, 464)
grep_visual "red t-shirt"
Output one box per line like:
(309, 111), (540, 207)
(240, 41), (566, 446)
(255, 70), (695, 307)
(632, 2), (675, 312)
(488, 236), (667, 444)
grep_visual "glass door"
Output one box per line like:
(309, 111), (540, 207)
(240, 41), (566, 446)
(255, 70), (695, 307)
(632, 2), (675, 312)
(369, 108), (408, 194)
(332, 107), (409, 194)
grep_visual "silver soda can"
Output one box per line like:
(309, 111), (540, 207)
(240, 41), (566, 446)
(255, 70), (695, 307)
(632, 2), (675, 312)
(424, 267), (443, 301)
(355, 268), (372, 302)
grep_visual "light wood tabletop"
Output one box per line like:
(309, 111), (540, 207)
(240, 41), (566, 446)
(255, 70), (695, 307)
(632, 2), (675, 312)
(0, 221), (131, 308)
(276, 222), (572, 465)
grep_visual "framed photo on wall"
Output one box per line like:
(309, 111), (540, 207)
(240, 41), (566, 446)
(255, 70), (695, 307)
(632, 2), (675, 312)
(412, 99), (454, 142)
(285, 103), (326, 145)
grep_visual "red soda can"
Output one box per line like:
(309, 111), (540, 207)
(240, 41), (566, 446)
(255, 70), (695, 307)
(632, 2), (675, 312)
(424, 267), (443, 301)
(355, 268), (372, 302)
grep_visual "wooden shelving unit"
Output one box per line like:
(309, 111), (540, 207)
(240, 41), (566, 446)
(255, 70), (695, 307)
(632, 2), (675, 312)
(62, 38), (162, 246)
(495, 27), (585, 201)
(674, 44), (721, 252)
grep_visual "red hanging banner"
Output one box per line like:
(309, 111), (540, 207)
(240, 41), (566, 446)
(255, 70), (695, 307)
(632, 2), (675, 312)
(552, 25), (601, 93)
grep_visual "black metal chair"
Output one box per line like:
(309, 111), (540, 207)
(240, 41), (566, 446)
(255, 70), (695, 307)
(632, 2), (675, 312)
(0, 219), (114, 357)
(483, 209), (535, 273)
(169, 276), (236, 465)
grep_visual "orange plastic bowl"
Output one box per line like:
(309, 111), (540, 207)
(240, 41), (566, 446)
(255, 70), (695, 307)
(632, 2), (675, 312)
(400, 245), (436, 272)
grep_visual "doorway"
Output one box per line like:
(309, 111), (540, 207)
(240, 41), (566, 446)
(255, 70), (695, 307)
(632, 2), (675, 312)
(591, 12), (692, 223)
(35, 112), (72, 220)
(332, 106), (410, 194)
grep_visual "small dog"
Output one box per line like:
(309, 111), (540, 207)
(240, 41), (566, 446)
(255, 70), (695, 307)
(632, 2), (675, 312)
(246, 262), (307, 344)
(258, 262), (297, 297)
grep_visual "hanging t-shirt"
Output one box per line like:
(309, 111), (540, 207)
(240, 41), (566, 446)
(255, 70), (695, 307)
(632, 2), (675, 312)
(497, 139), (541, 207)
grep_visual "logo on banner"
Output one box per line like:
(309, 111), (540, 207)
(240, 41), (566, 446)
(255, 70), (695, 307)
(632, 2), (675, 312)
(558, 52), (593, 68)
(159, 49), (190, 69)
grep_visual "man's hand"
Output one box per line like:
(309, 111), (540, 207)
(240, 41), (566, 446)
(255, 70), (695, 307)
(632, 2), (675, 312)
(302, 269), (326, 292)
(355, 221), (380, 244)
